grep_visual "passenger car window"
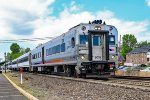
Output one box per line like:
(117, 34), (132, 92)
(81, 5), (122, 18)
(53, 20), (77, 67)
(56, 45), (60, 53)
(61, 43), (65, 52)
(80, 35), (88, 44)
(71, 37), (75, 48)
(52, 46), (56, 54)
(46, 49), (48, 56)
(49, 48), (51, 55)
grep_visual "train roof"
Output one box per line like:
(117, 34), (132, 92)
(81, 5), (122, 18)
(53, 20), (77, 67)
(17, 52), (29, 59)
(25, 20), (118, 55)
(11, 52), (30, 63)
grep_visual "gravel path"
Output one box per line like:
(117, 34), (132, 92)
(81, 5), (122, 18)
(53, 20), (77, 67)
(9, 72), (150, 100)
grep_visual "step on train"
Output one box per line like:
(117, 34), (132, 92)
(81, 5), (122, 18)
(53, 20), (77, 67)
(5, 20), (118, 78)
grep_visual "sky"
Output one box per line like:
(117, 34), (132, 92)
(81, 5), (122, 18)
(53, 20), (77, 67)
(0, 0), (150, 60)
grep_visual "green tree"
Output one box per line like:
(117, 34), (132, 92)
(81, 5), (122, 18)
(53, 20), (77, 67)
(25, 48), (30, 53)
(10, 53), (22, 60)
(8, 43), (31, 60)
(6, 52), (11, 61)
(136, 41), (150, 48)
(20, 47), (25, 55)
(10, 43), (20, 53)
(9, 43), (22, 60)
(121, 34), (137, 59)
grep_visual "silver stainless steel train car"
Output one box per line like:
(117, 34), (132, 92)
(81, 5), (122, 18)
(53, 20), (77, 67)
(6, 53), (30, 72)
(9, 20), (118, 77)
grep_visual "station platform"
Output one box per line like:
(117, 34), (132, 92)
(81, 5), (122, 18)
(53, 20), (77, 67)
(0, 74), (27, 100)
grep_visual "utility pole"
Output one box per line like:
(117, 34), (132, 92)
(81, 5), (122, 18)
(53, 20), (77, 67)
(4, 52), (6, 73)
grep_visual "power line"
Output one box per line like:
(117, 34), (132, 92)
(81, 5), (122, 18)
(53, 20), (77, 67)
(0, 37), (54, 41)
(0, 37), (55, 43)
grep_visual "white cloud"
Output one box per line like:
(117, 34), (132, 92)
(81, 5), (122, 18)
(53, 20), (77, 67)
(0, 0), (54, 17)
(0, 0), (148, 42)
(0, 0), (54, 39)
(31, 8), (149, 44)
(146, 0), (150, 6)
(0, 0), (150, 60)
(70, 1), (80, 12)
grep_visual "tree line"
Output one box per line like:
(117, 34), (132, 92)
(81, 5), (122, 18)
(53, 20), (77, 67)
(6, 43), (30, 61)
(121, 34), (150, 59)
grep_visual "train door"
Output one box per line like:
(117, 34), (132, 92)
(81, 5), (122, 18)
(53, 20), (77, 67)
(29, 53), (32, 71)
(42, 47), (44, 64)
(88, 30), (109, 61)
(92, 35), (103, 61)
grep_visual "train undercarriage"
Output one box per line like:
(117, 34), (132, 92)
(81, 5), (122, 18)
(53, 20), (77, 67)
(28, 61), (115, 78)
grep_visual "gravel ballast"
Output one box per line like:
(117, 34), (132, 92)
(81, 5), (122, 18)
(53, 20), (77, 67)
(7, 72), (150, 100)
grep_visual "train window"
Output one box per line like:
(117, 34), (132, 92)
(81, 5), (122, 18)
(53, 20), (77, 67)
(35, 54), (37, 59)
(39, 52), (41, 58)
(37, 52), (40, 58)
(80, 35), (88, 44)
(93, 36), (101, 46)
(61, 43), (65, 52)
(71, 37), (75, 48)
(33, 54), (35, 59)
(52, 46), (56, 54)
(46, 49), (48, 56)
(56, 45), (60, 53)
(109, 35), (115, 45)
(48, 48), (51, 55)
(38, 52), (40, 58)
(50, 48), (52, 55)
(54, 46), (57, 54)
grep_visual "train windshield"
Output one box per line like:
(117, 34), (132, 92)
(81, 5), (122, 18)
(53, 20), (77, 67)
(80, 35), (88, 44)
(109, 35), (115, 45)
(93, 36), (101, 46)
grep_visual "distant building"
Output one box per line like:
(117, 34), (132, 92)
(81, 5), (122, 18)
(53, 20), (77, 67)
(125, 45), (150, 66)
(118, 54), (125, 66)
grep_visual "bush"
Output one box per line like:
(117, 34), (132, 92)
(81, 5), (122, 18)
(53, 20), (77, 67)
(147, 63), (150, 67)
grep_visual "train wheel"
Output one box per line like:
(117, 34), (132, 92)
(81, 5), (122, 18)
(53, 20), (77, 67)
(66, 67), (71, 77)
(74, 70), (80, 78)
(81, 73), (86, 79)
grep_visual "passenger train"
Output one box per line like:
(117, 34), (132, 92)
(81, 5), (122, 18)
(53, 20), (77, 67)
(7, 20), (118, 77)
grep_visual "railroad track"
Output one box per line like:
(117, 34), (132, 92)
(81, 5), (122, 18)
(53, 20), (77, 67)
(107, 78), (150, 88)
(12, 72), (150, 91)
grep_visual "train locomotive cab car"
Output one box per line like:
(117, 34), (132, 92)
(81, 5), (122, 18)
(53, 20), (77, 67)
(8, 20), (118, 78)
(29, 20), (118, 77)
(74, 20), (118, 77)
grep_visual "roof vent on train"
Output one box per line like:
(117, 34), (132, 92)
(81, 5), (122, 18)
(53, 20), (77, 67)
(91, 20), (102, 24)
(89, 20), (106, 25)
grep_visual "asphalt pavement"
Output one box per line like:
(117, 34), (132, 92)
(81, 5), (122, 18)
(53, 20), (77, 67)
(0, 74), (27, 100)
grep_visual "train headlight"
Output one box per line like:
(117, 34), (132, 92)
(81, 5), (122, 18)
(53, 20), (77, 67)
(80, 55), (85, 60)
(112, 55), (115, 59)
(95, 26), (101, 30)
